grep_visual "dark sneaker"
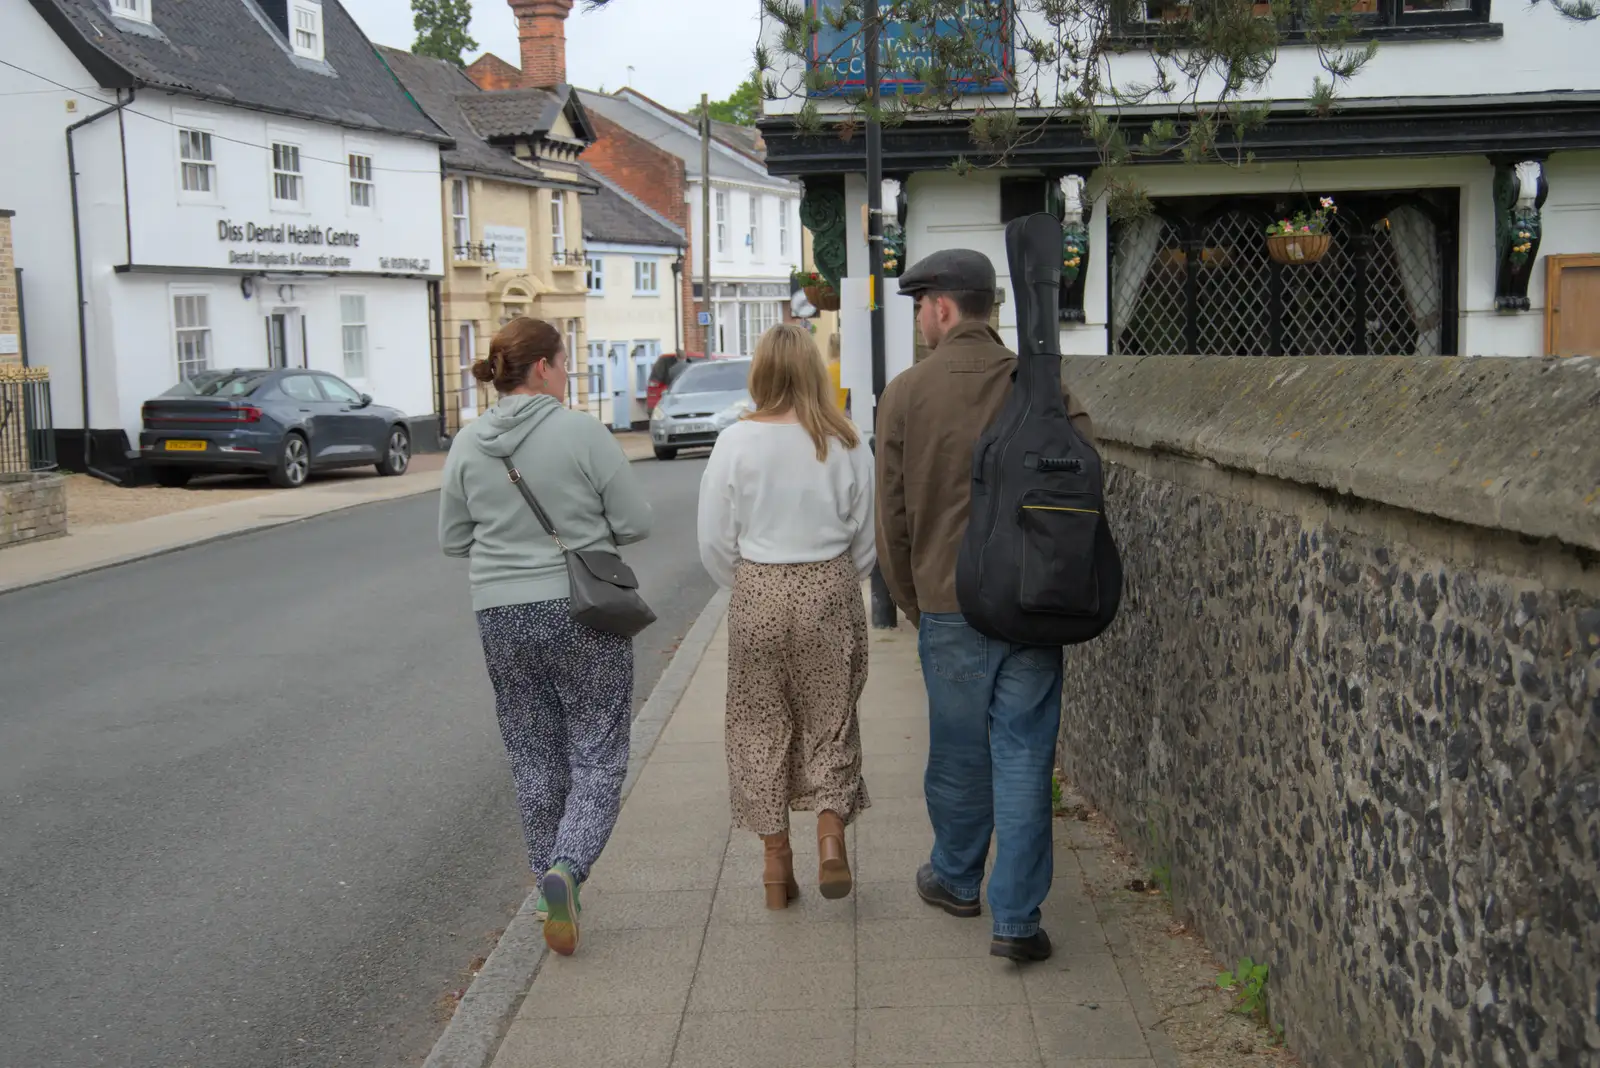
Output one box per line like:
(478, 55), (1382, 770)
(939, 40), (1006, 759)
(541, 862), (581, 956)
(991, 929), (1053, 962)
(916, 863), (981, 918)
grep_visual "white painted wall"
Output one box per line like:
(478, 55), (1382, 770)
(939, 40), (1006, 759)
(0, 2), (444, 443)
(117, 98), (442, 276)
(0, 4), (116, 430)
(829, 153), (1593, 359)
(902, 171), (1022, 349)
(585, 242), (681, 423)
(107, 275), (432, 434)
(1098, 2), (1600, 107)
(761, 2), (1600, 115)
(687, 177), (803, 283)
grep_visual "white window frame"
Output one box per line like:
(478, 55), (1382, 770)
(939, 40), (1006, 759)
(458, 321), (478, 419)
(270, 138), (305, 209)
(171, 288), (213, 381)
(339, 292), (369, 381)
(779, 198), (791, 259)
(175, 121), (218, 203)
(551, 192), (567, 257)
(290, 0), (325, 62)
(450, 179), (471, 259)
(748, 194), (762, 258)
(347, 147), (375, 212)
(738, 300), (783, 357)
(110, 0), (152, 23)
(715, 190), (728, 255)
(586, 256), (604, 294)
(633, 259), (659, 295)
(566, 319), (581, 373)
(634, 339), (659, 394)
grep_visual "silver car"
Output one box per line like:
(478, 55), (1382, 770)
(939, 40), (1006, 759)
(649, 358), (753, 460)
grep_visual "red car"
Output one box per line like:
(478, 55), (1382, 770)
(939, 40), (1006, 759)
(646, 352), (716, 412)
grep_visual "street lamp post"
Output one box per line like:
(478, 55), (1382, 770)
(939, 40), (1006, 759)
(865, 0), (897, 630)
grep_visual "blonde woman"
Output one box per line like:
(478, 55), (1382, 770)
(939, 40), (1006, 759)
(697, 323), (875, 908)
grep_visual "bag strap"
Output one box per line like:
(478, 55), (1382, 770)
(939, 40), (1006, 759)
(500, 456), (569, 553)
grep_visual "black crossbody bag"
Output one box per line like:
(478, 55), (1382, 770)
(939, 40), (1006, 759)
(501, 456), (656, 639)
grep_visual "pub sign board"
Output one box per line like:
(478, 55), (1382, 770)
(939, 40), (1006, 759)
(806, 0), (1013, 97)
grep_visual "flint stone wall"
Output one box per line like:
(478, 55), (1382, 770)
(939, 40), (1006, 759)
(1057, 354), (1600, 1068)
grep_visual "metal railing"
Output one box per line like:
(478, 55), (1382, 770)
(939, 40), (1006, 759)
(0, 369), (56, 473)
(452, 242), (498, 262)
(552, 247), (586, 267)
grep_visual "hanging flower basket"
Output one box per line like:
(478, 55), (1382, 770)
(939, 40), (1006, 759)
(1061, 226), (1087, 287)
(1265, 196), (1336, 265)
(804, 284), (841, 311)
(1266, 233), (1331, 265)
(793, 268), (841, 311)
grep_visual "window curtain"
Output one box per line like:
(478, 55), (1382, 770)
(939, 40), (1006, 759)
(1111, 216), (1165, 354)
(1386, 206), (1443, 356)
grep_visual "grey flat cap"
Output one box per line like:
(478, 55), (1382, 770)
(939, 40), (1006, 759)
(896, 248), (996, 296)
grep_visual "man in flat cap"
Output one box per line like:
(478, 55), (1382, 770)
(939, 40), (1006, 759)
(875, 248), (1093, 964)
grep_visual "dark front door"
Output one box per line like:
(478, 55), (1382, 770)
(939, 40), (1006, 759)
(266, 314), (289, 369)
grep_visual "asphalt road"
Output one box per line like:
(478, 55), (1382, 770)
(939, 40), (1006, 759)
(0, 457), (715, 1068)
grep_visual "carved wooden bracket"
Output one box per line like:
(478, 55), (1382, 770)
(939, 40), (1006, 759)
(799, 177), (847, 293)
(1492, 159), (1547, 312)
(1048, 173), (1093, 323)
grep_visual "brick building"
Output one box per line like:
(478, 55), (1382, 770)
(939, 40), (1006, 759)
(579, 114), (694, 352)
(0, 210), (18, 369)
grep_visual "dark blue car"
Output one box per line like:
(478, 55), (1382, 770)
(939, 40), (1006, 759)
(140, 369), (411, 489)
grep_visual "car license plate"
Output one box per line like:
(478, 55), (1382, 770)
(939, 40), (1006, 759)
(165, 440), (207, 452)
(679, 422), (710, 434)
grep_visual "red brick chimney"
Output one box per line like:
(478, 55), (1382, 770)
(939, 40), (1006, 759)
(509, 0), (573, 88)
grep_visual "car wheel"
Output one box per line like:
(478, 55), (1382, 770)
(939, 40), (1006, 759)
(653, 446), (678, 461)
(152, 467), (192, 488)
(377, 425), (411, 477)
(269, 433), (310, 488)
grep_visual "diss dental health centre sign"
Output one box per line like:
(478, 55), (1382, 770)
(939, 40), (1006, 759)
(807, 0), (1013, 96)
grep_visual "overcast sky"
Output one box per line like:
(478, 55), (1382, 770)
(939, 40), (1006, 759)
(341, 0), (759, 111)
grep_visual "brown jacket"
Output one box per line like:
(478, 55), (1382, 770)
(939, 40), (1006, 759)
(874, 319), (1094, 624)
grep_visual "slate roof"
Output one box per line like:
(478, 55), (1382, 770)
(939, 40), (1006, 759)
(28, 0), (449, 143)
(458, 87), (598, 143)
(379, 47), (595, 189)
(582, 170), (685, 250)
(577, 89), (784, 186)
(705, 118), (766, 162)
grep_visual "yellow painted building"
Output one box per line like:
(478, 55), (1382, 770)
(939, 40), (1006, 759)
(381, 47), (600, 433)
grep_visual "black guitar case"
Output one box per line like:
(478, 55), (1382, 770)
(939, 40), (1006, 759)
(954, 213), (1123, 646)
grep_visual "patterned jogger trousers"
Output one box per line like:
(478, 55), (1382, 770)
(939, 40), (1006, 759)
(725, 554), (870, 836)
(476, 599), (633, 882)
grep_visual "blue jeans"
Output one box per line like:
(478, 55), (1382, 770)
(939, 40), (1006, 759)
(918, 612), (1063, 939)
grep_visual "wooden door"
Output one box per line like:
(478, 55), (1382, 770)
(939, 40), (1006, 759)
(1545, 254), (1600, 356)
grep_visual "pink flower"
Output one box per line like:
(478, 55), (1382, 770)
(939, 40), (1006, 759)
(1301, 225), (1311, 233)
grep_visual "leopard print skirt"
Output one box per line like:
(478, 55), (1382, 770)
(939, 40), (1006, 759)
(725, 553), (870, 835)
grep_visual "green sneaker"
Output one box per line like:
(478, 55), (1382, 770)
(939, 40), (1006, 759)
(532, 892), (548, 921)
(540, 862), (581, 956)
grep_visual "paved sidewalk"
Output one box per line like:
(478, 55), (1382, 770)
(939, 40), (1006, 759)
(489, 608), (1176, 1068)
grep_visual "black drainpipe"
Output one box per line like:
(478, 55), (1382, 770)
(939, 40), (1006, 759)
(67, 88), (134, 484)
(671, 256), (684, 355)
(430, 279), (448, 446)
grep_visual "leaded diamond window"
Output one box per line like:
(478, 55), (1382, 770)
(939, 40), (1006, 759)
(1110, 192), (1457, 357)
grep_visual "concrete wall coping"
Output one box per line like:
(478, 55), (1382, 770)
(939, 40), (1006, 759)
(1062, 354), (1600, 552)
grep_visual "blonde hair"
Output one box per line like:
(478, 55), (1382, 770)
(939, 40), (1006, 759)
(748, 323), (860, 461)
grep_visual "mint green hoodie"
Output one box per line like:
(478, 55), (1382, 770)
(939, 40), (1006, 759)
(439, 394), (652, 612)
